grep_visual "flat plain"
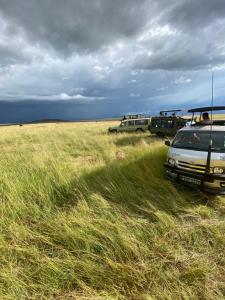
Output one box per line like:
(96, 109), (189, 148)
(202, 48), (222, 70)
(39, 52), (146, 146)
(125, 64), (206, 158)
(0, 121), (224, 300)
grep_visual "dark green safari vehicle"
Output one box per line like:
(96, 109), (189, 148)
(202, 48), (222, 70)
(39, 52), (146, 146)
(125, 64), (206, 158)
(149, 110), (189, 137)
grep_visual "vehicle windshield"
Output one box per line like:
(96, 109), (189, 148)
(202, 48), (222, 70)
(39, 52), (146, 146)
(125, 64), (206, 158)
(172, 131), (225, 152)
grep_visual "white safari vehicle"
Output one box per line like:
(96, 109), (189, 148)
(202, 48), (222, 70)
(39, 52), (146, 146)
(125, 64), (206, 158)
(164, 106), (225, 194)
(108, 117), (151, 133)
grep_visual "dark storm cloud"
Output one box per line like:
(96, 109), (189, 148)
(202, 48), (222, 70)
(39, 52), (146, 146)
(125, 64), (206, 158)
(0, 0), (225, 69)
(162, 0), (225, 30)
(0, 0), (150, 54)
(134, 30), (225, 71)
(133, 0), (225, 71)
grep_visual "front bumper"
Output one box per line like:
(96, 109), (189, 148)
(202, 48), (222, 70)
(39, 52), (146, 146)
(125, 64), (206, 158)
(164, 163), (225, 195)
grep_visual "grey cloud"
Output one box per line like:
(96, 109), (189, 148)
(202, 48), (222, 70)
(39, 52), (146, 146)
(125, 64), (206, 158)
(1, 0), (225, 124)
(0, 0), (150, 55)
(1, 0), (225, 71)
(0, 43), (31, 66)
(162, 0), (225, 31)
(134, 0), (225, 71)
(134, 49), (225, 71)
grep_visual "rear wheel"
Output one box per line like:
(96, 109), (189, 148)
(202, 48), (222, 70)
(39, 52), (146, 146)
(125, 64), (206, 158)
(136, 128), (143, 133)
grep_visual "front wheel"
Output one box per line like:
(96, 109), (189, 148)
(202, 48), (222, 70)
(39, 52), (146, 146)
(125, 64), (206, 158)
(156, 131), (164, 137)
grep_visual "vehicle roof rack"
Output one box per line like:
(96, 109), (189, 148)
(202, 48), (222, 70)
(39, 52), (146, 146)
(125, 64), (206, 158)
(122, 114), (149, 120)
(188, 106), (225, 113)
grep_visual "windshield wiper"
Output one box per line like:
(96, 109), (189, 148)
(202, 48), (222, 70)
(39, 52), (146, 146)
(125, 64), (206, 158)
(173, 145), (204, 151)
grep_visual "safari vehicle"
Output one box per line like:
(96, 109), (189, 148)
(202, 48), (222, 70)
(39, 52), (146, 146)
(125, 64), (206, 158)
(164, 106), (225, 194)
(149, 110), (189, 137)
(108, 117), (151, 133)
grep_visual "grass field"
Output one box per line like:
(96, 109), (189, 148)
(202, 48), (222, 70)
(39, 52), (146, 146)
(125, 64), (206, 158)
(0, 121), (225, 300)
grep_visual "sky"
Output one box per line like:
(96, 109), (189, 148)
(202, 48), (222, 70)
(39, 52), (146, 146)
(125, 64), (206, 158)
(0, 0), (225, 123)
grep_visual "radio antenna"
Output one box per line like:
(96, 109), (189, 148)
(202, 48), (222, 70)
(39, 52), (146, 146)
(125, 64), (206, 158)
(211, 72), (214, 121)
(205, 71), (214, 176)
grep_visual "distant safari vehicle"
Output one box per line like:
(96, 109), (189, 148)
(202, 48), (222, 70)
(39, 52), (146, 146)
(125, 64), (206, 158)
(164, 106), (225, 194)
(149, 110), (189, 137)
(108, 117), (151, 133)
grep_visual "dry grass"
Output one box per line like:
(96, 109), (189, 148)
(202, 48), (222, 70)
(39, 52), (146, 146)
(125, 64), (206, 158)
(0, 121), (224, 299)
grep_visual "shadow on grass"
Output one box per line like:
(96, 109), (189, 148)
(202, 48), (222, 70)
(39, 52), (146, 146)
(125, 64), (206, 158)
(50, 144), (215, 219)
(78, 149), (210, 220)
(50, 180), (79, 208)
(114, 134), (164, 147)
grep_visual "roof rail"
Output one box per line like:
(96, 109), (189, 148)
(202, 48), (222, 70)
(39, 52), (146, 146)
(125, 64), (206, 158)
(188, 106), (225, 113)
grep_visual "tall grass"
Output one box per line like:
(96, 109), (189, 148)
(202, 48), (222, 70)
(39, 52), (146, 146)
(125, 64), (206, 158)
(0, 122), (224, 299)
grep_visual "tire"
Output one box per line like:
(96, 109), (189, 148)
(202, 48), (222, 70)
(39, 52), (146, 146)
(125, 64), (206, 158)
(136, 128), (143, 133)
(156, 132), (164, 137)
(109, 129), (117, 134)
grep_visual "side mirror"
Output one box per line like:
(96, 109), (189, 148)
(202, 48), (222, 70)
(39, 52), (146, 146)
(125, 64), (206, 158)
(165, 140), (171, 147)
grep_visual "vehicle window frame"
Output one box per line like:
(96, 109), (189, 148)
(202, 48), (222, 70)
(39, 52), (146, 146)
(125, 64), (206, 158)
(127, 120), (135, 126)
(135, 119), (148, 126)
(151, 118), (175, 129)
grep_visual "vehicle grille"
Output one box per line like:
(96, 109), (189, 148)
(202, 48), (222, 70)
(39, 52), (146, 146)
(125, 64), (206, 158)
(177, 160), (210, 173)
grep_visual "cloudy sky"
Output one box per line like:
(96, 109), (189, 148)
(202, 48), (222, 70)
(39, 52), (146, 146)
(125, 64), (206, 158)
(0, 0), (225, 123)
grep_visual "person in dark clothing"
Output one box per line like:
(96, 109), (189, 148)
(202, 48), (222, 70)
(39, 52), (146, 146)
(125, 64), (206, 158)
(200, 112), (213, 124)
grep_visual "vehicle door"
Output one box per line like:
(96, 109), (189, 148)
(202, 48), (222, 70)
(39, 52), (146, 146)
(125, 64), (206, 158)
(149, 118), (161, 134)
(164, 119), (176, 135)
(126, 120), (136, 132)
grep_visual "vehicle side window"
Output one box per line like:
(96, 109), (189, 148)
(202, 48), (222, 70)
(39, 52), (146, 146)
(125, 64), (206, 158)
(151, 119), (166, 128)
(151, 119), (161, 128)
(161, 120), (167, 128)
(165, 120), (174, 128)
(128, 120), (135, 126)
(135, 119), (148, 125)
(151, 119), (175, 128)
(213, 133), (225, 148)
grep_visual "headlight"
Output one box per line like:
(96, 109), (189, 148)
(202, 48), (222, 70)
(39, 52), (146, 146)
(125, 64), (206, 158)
(168, 158), (176, 167)
(213, 167), (224, 174)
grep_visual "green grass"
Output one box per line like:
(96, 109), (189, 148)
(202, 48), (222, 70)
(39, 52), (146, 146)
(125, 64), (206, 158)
(0, 122), (224, 300)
